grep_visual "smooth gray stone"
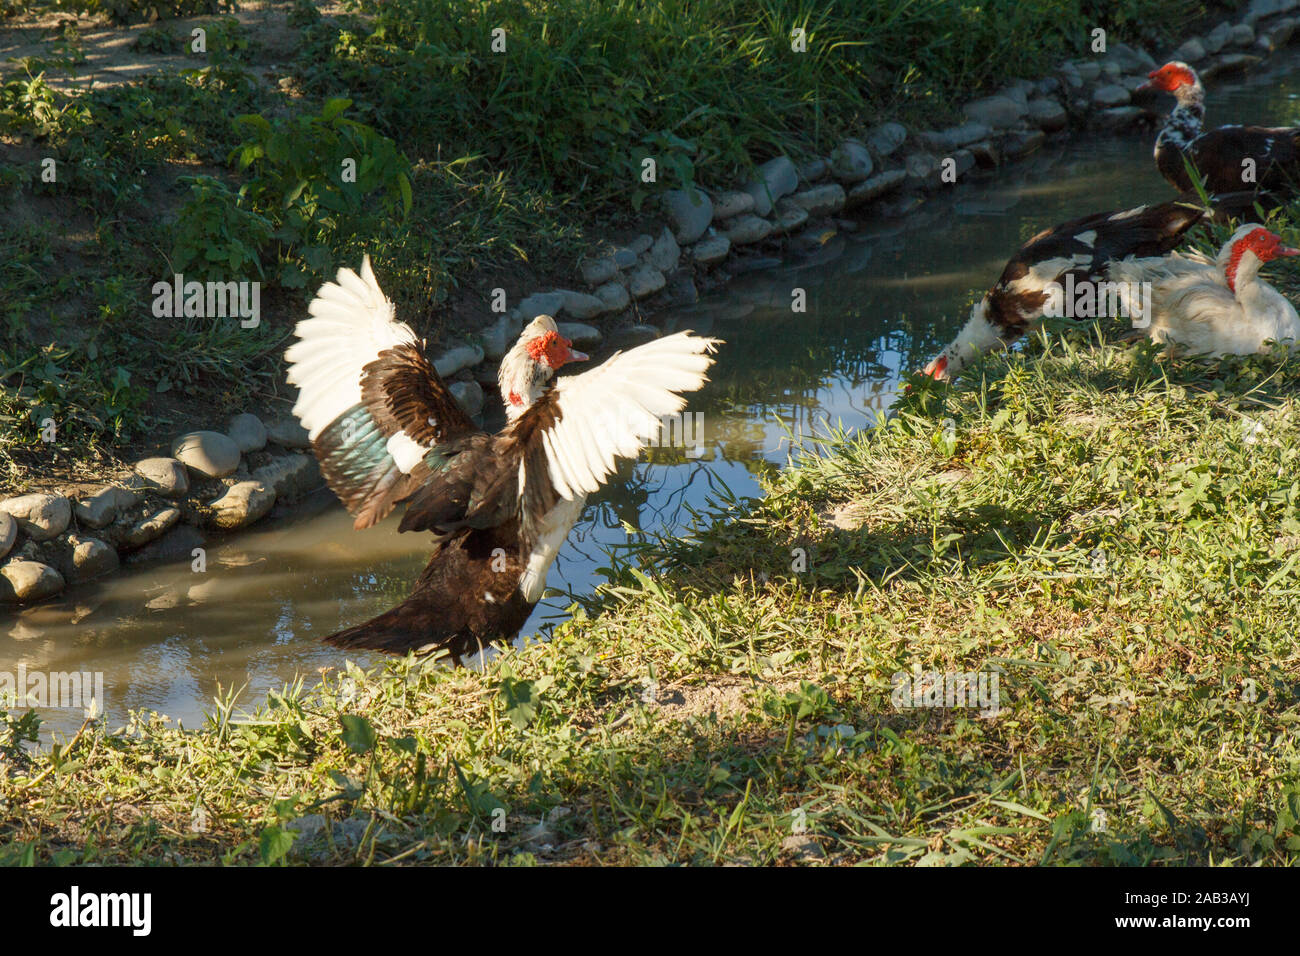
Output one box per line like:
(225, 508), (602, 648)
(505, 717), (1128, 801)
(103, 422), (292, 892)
(0, 559), (64, 603)
(171, 431), (241, 479)
(226, 413), (268, 453)
(134, 457), (190, 497)
(0, 493), (71, 541)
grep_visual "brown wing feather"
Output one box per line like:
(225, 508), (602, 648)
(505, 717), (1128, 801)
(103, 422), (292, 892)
(504, 389), (565, 544)
(361, 343), (478, 447)
(983, 199), (1209, 340)
(311, 343), (482, 531)
(1159, 127), (1300, 194)
(311, 413), (420, 530)
(1191, 128), (1300, 193)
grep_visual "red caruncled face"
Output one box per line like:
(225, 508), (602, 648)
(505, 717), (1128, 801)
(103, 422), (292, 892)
(526, 330), (585, 369)
(1235, 227), (1300, 263)
(1225, 227), (1300, 290)
(1142, 62), (1197, 92)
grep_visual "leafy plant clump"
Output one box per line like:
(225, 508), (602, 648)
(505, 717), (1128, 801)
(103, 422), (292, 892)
(221, 97), (412, 288)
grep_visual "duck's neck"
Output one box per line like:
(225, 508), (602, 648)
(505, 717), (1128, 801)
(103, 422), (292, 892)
(498, 353), (551, 421)
(1223, 252), (1295, 343)
(1217, 234), (1265, 295)
(1226, 252), (1266, 303)
(1157, 84), (1205, 151)
(940, 297), (1005, 375)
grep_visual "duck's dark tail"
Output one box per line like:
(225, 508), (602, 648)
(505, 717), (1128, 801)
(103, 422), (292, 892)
(322, 536), (536, 662)
(323, 586), (467, 658)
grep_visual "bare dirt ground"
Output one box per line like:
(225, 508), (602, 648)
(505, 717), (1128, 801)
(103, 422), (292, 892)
(0, 2), (344, 90)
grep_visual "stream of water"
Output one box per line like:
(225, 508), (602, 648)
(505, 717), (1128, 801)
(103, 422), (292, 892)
(10, 54), (1300, 737)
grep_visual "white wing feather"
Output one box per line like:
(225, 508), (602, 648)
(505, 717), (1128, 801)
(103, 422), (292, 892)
(285, 256), (417, 441)
(539, 332), (719, 500)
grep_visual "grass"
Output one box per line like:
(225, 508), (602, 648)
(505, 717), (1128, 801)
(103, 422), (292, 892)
(0, 0), (1236, 489)
(5, 291), (1300, 863)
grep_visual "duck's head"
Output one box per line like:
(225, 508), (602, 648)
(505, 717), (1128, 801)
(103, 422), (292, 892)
(1219, 225), (1300, 292)
(921, 353), (950, 381)
(498, 314), (589, 419)
(1138, 62), (1202, 102)
(921, 295), (1006, 383)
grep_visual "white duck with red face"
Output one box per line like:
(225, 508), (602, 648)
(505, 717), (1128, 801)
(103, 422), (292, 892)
(1110, 224), (1300, 356)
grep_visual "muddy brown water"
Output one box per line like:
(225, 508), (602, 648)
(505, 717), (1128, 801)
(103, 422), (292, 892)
(9, 56), (1300, 738)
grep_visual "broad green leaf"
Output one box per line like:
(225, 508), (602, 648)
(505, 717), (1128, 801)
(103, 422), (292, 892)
(259, 825), (295, 865)
(338, 714), (377, 754)
(321, 97), (352, 121)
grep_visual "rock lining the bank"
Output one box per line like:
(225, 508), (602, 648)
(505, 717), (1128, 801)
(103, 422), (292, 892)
(1, 410), (324, 604)
(4, 0), (1298, 605)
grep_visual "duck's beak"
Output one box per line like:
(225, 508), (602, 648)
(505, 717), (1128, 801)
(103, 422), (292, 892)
(1136, 69), (1159, 92)
(1278, 246), (1300, 257)
(922, 355), (949, 380)
(567, 347), (589, 363)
